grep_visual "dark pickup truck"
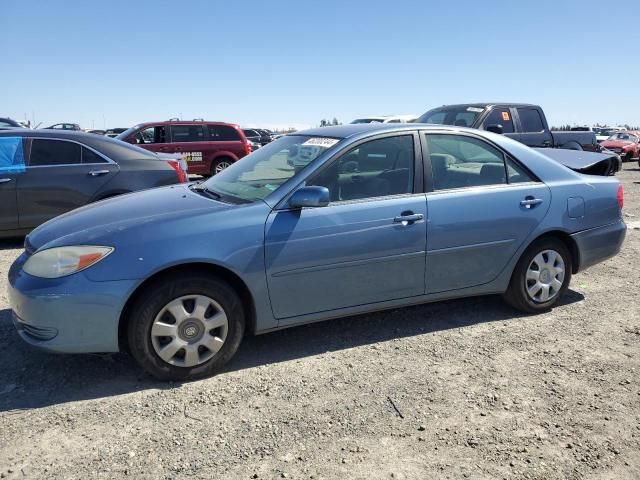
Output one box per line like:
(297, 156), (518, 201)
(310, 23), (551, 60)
(417, 103), (620, 175)
(417, 103), (601, 152)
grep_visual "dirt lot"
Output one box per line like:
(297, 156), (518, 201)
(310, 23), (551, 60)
(0, 164), (639, 480)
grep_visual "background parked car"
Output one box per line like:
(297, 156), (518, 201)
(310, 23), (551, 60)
(105, 128), (128, 138)
(118, 120), (250, 175)
(86, 129), (106, 135)
(0, 130), (187, 238)
(600, 132), (640, 162)
(0, 117), (25, 130)
(351, 115), (418, 124)
(242, 128), (270, 146)
(43, 123), (82, 131)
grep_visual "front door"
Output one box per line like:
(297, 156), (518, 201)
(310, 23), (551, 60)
(17, 138), (118, 229)
(0, 136), (25, 232)
(423, 133), (550, 293)
(265, 133), (427, 321)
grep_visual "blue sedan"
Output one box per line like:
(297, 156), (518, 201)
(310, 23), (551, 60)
(8, 124), (626, 380)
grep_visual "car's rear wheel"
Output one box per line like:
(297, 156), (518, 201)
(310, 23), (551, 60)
(211, 157), (233, 175)
(504, 238), (572, 313)
(127, 274), (245, 381)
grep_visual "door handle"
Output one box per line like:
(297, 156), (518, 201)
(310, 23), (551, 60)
(520, 197), (543, 209)
(88, 170), (110, 177)
(0, 178), (13, 184)
(393, 212), (424, 225)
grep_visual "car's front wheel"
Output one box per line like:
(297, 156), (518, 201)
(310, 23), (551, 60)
(504, 238), (572, 313)
(127, 273), (245, 381)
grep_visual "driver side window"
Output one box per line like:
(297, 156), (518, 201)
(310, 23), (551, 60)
(136, 126), (166, 144)
(309, 135), (414, 202)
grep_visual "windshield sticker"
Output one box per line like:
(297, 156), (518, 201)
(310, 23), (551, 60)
(302, 137), (339, 147)
(501, 111), (511, 121)
(466, 107), (484, 113)
(0, 137), (26, 173)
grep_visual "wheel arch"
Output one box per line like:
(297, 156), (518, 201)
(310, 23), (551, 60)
(118, 262), (257, 352)
(522, 230), (580, 274)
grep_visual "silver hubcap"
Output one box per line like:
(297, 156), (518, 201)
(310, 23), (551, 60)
(214, 161), (231, 174)
(526, 249), (565, 303)
(151, 295), (228, 367)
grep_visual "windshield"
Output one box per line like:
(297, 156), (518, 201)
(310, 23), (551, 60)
(203, 135), (341, 202)
(416, 106), (485, 128)
(607, 133), (637, 142)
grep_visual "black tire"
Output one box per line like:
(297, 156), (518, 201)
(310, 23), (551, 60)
(127, 273), (245, 381)
(210, 157), (233, 176)
(503, 237), (572, 313)
(624, 152), (632, 162)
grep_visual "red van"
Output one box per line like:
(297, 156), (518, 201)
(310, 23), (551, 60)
(117, 121), (251, 175)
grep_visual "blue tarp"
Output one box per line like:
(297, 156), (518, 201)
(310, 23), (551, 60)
(0, 136), (26, 173)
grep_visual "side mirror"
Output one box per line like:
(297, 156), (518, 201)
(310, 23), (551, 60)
(288, 186), (330, 208)
(486, 124), (504, 135)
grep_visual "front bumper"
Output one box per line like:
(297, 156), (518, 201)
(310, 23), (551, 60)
(571, 219), (626, 272)
(8, 252), (138, 353)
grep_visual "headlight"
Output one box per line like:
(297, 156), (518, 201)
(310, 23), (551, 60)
(23, 246), (114, 278)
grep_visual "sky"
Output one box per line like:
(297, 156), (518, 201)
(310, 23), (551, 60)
(2, 0), (639, 130)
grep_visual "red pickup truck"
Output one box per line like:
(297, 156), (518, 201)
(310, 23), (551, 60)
(117, 120), (251, 175)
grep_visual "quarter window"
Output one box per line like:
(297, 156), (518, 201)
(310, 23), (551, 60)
(517, 108), (545, 133)
(483, 109), (515, 133)
(171, 125), (205, 143)
(309, 135), (414, 201)
(29, 139), (81, 166)
(426, 134), (507, 190)
(506, 157), (535, 183)
(82, 147), (107, 164)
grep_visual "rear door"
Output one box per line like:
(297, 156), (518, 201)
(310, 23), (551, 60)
(0, 136), (25, 231)
(515, 107), (553, 148)
(169, 124), (209, 175)
(423, 132), (550, 293)
(17, 138), (118, 229)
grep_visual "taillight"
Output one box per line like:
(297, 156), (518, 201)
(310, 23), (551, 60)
(243, 141), (251, 156)
(167, 160), (186, 183)
(617, 184), (624, 209)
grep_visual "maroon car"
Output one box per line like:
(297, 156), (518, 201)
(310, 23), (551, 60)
(600, 132), (640, 162)
(117, 120), (251, 175)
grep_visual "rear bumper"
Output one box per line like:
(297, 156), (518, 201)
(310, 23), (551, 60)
(571, 219), (626, 272)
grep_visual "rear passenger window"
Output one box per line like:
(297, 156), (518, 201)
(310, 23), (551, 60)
(171, 125), (205, 143)
(82, 147), (107, 164)
(517, 108), (545, 133)
(483, 109), (515, 133)
(208, 125), (240, 141)
(309, 135), (414, 202)
(426, 134), (507, 190)
(29, 139), (81, 166)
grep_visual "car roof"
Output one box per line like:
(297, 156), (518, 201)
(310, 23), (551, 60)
(429, 102), (537, 110)
(293, 123), (483, 139)
(135, 120), (239, 127)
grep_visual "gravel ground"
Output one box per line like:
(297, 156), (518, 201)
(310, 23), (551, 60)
(0, 164), (639, 480)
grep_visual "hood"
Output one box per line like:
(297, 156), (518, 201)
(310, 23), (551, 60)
(533, 148), (619, 176)
(27, 184), (234, 251)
